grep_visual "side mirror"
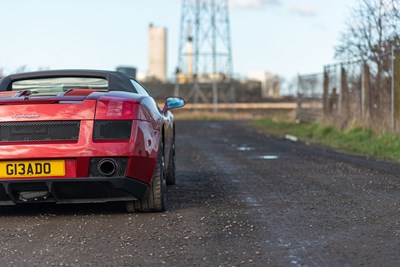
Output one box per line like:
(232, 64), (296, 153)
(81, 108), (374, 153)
(163, 97), (186, 112)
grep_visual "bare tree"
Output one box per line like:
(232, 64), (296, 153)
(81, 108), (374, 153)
(335, 0), (400, 123)
(335, 0), (400, 70)
(391, 0), (400, 21)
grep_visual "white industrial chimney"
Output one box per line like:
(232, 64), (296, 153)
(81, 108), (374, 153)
(148, 24), (167, 82)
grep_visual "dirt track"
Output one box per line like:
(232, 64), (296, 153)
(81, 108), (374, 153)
(0, 120), (399, 266)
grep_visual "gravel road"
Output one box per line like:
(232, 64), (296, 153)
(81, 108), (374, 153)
(0, 120), (399, 266)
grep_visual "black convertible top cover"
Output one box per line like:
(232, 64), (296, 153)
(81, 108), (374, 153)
(0, 69), (138, 93)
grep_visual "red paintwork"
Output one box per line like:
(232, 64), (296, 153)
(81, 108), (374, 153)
(63, 89), (100, 96)
(0, 101), (96, 121)
(0, 90), (164, 185)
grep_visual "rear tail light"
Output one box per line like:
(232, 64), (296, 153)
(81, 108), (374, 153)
(95, 97), (138, 120)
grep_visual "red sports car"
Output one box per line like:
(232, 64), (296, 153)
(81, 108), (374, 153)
(0, 70), (185, 212)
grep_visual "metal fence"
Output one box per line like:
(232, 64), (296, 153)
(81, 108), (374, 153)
(297, 48), (400, 133)
(296, 73), (323, 123)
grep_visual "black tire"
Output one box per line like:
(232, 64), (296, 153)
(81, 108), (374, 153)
(166, 127), (176, 185)
(125, 142), (167, 213)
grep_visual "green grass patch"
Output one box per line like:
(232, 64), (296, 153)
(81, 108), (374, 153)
(251, 118), (400, 161)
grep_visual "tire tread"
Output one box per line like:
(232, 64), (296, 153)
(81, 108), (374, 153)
(126, 142), (166, 213)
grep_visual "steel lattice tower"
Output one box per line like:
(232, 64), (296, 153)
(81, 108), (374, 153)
(176, 0), (235, 109)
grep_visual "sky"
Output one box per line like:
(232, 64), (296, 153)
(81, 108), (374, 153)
(0, 0), (358, 84)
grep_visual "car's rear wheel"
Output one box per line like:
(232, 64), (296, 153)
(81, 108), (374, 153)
(125, 142), (167, 213)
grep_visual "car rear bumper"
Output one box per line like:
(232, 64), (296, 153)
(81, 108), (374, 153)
(0, 177), (149, 205)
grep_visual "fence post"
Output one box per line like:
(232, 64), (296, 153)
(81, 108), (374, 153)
(361, 63), (370, 124)
(339, 65), (348, 114)
(296, 75), (302, 122)
(392, 47), (400, 130)
(323, 67), (329, 115)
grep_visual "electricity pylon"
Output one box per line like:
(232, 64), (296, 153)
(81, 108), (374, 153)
(176, 0), (235, 111)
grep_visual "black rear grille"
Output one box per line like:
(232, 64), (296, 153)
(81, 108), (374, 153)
(93, 120), (132, 140)
(0, 121), (80, 142)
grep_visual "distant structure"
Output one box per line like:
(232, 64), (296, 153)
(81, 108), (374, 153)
(116, 66), (137, 79)
(148, 24), (167, 82)
(248, 71), (281, 98)
(176, 0), (234, 110)
(265, 72), (280, 98)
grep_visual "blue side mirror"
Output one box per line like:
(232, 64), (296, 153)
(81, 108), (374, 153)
(165, 97), (186, 110)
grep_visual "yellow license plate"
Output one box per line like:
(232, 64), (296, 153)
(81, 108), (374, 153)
(0, 160), (65, 178)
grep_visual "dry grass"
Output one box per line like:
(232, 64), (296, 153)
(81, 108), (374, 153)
(173, 109), (295, 121)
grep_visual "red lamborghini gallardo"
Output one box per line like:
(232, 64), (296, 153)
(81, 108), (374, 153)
(0, 70), (185, 212)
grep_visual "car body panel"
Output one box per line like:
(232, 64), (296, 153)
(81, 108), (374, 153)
(0, 100), (96, 121)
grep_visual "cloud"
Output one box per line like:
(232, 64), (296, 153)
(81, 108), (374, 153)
(288, 4), (317, 17)
(230, 0), (281, 9)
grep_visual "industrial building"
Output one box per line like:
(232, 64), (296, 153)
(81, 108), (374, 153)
(248, 71), (281, 98)
(147, 24), (167, 82)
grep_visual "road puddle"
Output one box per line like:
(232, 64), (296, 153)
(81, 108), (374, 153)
(258, 155), (279, 160)
(245, 196), (260, 207)
(236, 146), (255, 151)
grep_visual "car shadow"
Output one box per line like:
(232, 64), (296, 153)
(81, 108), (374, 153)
(0, 202), (129, 217)
(0, 168), (231, 216)
(167, 169), (233, 212)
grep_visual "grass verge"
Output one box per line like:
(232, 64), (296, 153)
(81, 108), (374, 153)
(251, 118), (400, 161)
